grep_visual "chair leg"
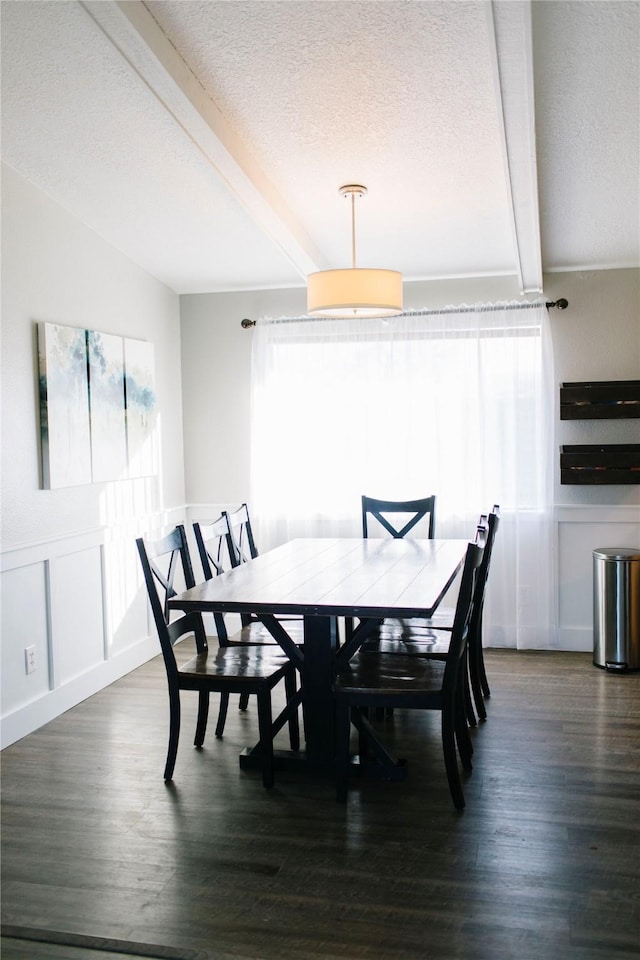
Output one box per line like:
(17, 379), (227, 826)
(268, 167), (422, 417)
(442, 704), (465, 811)
(455, 710), (473, 771)
(477, 615), (491, 697)
(215, 691), (230, 738)
(164, 687), (181, 781)
(284, 666), (300, 751)
(194, 690), (209, 747)
(239, 692), (250, 711)
(357, 706), (370, 760)
(335, 696), (351, 802)
(256, 689), (275, 789)
(455, 673), (473, 769)
(463, 651), (477, 727)
(479, 650), (491, 698)
(469, 638), (487, 721)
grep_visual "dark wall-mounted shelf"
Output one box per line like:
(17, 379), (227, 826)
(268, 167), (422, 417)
(560, 444), (640, 484)
(560, 380), (640, 419)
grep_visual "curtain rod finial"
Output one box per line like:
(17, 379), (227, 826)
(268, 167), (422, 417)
(547, 298), (569, 310)
(241, 318), (256, 329)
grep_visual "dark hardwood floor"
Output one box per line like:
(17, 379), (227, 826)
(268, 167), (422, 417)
(2, 649), (639, 960)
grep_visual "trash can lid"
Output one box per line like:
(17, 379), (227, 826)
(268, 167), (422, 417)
(593, 547), (640, 561)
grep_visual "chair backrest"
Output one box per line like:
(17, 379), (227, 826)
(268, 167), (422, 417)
(192, 515), (237, 639)
(136, 528), (212, 672)
(193, 514), (232, 581)
(136, 525), (196, 632)
(224, 503), (259, 567)
(468, 505), (500, 636)
(362, 495), (436, 539)
(442, 529), (486, 685)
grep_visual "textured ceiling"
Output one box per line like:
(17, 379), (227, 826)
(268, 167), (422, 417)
(1, 0), (638, 295)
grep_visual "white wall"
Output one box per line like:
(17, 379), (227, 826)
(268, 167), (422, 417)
(180, 270), (640, 652)
(544, 269), (640, 506)
(544, 269), (640, 648)
(1, 165), (186, 746)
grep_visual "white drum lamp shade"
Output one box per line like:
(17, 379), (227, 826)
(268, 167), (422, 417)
(307, 268), (403, 318)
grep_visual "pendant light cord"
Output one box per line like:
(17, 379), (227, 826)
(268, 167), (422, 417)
(350, 191), (357, 269)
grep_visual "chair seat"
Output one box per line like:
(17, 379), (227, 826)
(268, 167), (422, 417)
(335, 651), (446, 698)
(374, 611), (455, 638)
(360, 631), (452, 658)
(180, 646), (290, 683)
(229, 619), (305, 647)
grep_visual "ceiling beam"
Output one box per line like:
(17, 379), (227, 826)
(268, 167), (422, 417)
(80, 0), (329, 279)
(486, 0), (543, 294)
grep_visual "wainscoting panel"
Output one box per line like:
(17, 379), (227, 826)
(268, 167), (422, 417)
(0, 560), (50, 715)
(3, 503), (636, 748)
(555, 506), (640, 651)
(103, 535), (151, 659)
(49, 546), (105, 687)
(1, 507), (186, 749)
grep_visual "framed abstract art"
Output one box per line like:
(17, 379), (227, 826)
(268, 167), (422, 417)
(38, 322), (157, 489)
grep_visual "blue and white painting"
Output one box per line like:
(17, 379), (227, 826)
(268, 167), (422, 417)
(39, 323), (92, 489)
(38, 322), (157, 488)
(87, 331), (127, 482)
(124, 338), (157, 479)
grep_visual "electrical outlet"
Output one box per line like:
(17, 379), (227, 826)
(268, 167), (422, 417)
(25, 645), (36, 675)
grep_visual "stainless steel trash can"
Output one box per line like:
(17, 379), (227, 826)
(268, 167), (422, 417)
(593, 548), (640, 671)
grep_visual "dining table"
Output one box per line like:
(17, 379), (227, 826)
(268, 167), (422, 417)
(168, 536), (468, 778)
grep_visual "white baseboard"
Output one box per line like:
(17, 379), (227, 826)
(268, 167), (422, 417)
(555, 626), (593, 652)
(485, 626), (592, 652)
(1, 635), (159, 749)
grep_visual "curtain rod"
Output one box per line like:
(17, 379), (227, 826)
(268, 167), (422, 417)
(240, 298), (568, 328)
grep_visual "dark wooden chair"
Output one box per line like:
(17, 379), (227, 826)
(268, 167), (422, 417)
(136, 525), (300, 785)
(223, 502), (304, 626)
(334, 533), (485, 810)
(223, 502), (259, 565)
(193, 513), (229, 580)
(219, 504), (306, 711)
(357, 494), (437, 717)
(362, 507), (500, 722)
(193, 513), (302, 649)
(361, 495), (436, 539)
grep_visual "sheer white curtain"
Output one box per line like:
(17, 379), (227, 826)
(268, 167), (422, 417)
(249, 304), (557, 649)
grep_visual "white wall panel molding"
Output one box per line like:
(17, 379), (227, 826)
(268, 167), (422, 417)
(554, 504), (640, 525)
(48, 546), (106, 689)
(554, 504), (639, 654)
(1, 633), (158, 749)
(1, 527), (105, 573)
(1, 503), (189, 573)
(186, 502), (236, 520)
(0, 502), (187, 748)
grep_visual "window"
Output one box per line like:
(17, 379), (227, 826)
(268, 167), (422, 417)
(249, 305), (556, 648)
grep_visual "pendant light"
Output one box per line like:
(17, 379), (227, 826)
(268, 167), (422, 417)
(307, 185), (403, 318)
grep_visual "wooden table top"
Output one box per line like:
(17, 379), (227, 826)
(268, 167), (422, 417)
(169, 537), (468, 620)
